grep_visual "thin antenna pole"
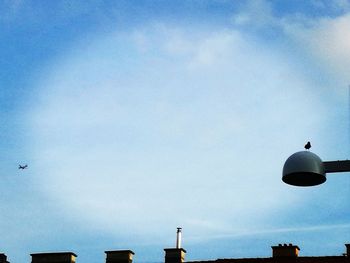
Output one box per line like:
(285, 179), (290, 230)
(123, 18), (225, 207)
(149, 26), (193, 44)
(176, 227), (182, 249)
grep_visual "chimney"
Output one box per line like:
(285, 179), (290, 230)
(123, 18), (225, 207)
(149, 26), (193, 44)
(31, 252), (77, 263)
(271, 244), (300, 258)
(164, 249), (186, 263)
(164, 228), (186, 263)
(0, 253), (9, 263)
(105, 250), (135, 263)
(345, 244), (350, 257)
(176, 228), (182, 249)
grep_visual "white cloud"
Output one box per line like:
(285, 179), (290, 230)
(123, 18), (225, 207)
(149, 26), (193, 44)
(282, 14), (350, 90)
(28, 24), (330, 242)
(231, 0), (350, 94)
(189, 222), (350, 241)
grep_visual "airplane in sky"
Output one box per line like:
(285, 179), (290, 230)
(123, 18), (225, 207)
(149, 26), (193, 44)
(18, 164), (28, 169)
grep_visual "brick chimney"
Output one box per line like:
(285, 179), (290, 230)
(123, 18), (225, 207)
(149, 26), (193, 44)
(164, 248), (186, 263)
(271, 244), (300, 258)
(31, 252), (77, 263)
(164, 228), (186, 263)
(105, 250), (134, 263)
(345, 244), (350, 256)
(0, 253), (9, 263)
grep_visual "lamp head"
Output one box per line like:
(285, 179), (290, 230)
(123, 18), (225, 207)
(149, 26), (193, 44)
(282, 151), (326, 186)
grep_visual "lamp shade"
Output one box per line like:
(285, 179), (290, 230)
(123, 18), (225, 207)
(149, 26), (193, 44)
(282, 151), (326, 186)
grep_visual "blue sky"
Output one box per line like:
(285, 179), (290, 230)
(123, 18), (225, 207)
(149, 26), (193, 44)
(1, 1), (350, 263)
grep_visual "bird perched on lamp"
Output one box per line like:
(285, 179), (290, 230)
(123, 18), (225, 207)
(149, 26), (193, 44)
(304, 141), (311, 150)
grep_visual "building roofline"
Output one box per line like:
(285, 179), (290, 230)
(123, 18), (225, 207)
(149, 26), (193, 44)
(187, 255), (349, 263)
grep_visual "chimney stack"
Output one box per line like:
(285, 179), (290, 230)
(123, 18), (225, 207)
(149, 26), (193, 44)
(164, 248), (186, 263)
(105, 250), (134, 263)
(0, 254), (9, 263)
(345, 244), (350, 257)
(164, 228), (186, 263)
(271, 244), (300, 258)
(31, 252), (77, 263)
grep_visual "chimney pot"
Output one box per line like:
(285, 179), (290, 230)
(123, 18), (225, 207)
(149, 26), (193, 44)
(272, 244), (300, 258)
(0, 254), (9, 263)
(176, 228), (182, 249)
(105, 250), (135, 263)
(31, 252), (77, 263)
(345, 244), (350, 257)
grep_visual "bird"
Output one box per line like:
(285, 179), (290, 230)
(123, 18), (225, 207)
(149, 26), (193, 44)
(18, 164), (28, 169)
(304, 141), (311, 150)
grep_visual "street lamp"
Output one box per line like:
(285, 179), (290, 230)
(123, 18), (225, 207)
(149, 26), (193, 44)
(282, 151), (350, 186)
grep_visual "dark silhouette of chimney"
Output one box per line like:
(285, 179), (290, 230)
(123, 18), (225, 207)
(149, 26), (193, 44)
(0, 253), (9, 263)
(164, 228), (186, 263)
(164, 248), (186, 263)
(345, 244), (350, 257)
(105, 250), (135, 263)
(271, 244), (300, 258)
(31, 252), (77, 263)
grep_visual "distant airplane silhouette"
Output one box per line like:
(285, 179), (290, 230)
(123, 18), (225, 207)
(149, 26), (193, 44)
(304, 141), (311, 150)
(18, 164), (28, 169)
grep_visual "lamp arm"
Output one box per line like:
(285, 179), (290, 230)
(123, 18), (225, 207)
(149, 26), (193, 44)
(324, 160), (350, 173)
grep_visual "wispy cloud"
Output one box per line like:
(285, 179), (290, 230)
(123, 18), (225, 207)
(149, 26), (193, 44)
(231, 0), (350, 92)
(282, 14), (350, 90)
(189, 222), (350, 241)
(1, 2), (350, 263)
(27, 23), (332, 241)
